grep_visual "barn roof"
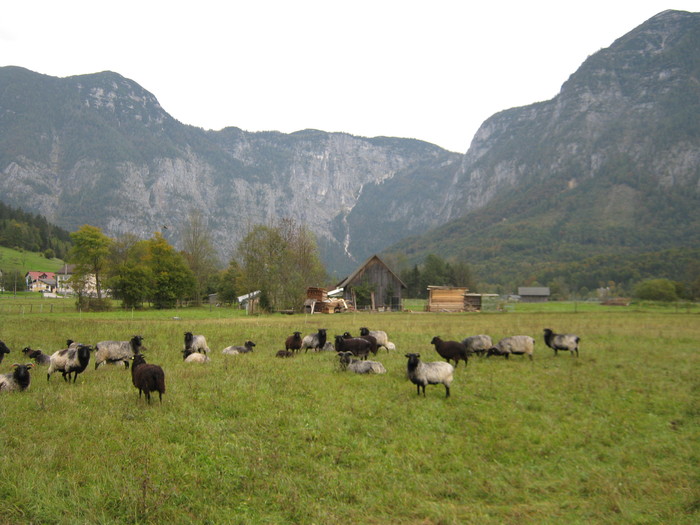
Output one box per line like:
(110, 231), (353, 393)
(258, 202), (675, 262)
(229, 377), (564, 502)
(336, 254), (407, 289)
(518, 287), (550, 296)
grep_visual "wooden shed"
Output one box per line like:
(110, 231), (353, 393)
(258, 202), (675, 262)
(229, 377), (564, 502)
(426, 286), (469, 312)
(336, 255), (406, 311)
(518, 287), (550, 303)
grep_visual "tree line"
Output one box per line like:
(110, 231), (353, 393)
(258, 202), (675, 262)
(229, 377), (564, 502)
(0, 201), (72, 259)
(68, 213), (327, 311)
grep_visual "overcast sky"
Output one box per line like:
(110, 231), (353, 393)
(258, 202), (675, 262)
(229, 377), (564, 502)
(2, 1), (697, 152)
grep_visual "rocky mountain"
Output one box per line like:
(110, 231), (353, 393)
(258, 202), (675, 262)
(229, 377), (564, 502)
(388, 9), (700, 288)
(0, 66), (461, 276)
(1, 10), (698, 286)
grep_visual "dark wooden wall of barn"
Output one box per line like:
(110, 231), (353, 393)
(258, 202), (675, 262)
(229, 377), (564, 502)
(342, 259), (403, 310)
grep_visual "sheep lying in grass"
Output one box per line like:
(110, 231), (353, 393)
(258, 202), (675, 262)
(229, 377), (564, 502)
(47, 344), (94, 382)
(359, 327), (395, 352)
(184, 332), (210, 355)
(543, 328), (580, 357)
(488, 336), (535, 360)
(0, 341), (10, 364)
(183, 348), (210, 363)
(461, 335), (492, 357)
(301, 329), (327, 353)
(222, 341), (256, 355)
(405, 353), (454, 398)
(23, 347), (51, 365)
(94, 335), (144, 369)
(337, 351), (386, 374)
(276, 350), (294, 358)
(131, 353), (165, 403)
(0, 363), (34, 392)
(430, 336), (469, 368)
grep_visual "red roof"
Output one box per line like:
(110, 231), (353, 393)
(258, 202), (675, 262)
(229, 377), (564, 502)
(26, 271), (56, 281)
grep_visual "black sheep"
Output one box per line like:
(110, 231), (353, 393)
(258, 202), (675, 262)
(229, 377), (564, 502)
(285, 332), (303, 352)
(430, 336), (469, 368)
(334, 335), (370, 360)
(131, 354), (166, 404)
(0, 363), (34, 392)
(0, 340), (11, 364)
(343, 331), (378, 355)
(23, 347), (51, 365)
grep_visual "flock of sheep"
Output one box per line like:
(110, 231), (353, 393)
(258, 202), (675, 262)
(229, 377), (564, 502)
(0, 326), (580, 400)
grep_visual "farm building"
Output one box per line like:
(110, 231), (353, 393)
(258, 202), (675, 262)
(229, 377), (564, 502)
(335, 255), (406, 311)
(426, 286), (468, 312)
(426, 287), (498, 312)
(518, 287), (551, 303)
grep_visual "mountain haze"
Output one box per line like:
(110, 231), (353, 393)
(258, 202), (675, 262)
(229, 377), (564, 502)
(0, 10), (698, 287)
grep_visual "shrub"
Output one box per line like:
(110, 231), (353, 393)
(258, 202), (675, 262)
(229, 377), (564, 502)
(633, 278), (678, 302)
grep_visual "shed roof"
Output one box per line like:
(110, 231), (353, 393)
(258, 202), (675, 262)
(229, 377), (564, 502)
(518, 287), (550, 296)
(336, 254), (407, 289)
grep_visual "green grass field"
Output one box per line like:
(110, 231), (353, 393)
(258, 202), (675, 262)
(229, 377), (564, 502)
(0, 245), (65, 275)
(0, 304), (698, 524)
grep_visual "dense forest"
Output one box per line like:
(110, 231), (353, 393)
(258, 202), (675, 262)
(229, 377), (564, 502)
(0, 201), (72, 259)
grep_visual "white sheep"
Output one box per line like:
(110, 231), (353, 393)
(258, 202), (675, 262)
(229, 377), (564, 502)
(405, 353), (454, 397)
(461, 335), (492, 357)
(184, 332), (210, 354)
(184, 352), (210, 363)
(543, 329), (580, 357)
(488, 336), (535, 360)
(337, 351), (387, 374)
(94, 335), (144, 369)
(47, 344), (94, 382)
(360, 327), (395, 352)
(300, 329), (327, 353)
(0, 363), (34, 392)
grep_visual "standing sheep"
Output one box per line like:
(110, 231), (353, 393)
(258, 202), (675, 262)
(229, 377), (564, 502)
(359, 327), (395, 352)
(184, 332), (210, 354)
(337, 351), (386, 374)
(461, 335), (493, 357)
(543, 329), (580, 357)
(94, 335), (144, 369)
(430, 336), (469, 368)
(131, 353), (166, 403)
(301, 329), (327, 353)
(285, 332), (303, 352)
(0, 341), (11, 364)
(488, 336), (535, 360)
(0, 363), (34, 392)
(334, 335), (370, 360)
(47, 344), (94, 382)
(405, 353), (454, 398)
(343, 331), (378, 355)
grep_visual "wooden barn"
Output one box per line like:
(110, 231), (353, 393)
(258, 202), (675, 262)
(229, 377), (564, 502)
(518, 287), (551, 303)
(336, 255), (406, 311)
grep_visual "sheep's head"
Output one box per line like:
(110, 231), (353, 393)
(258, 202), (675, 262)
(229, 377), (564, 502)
(293, 331), (302, 338)
(359, 327), (370, 336)
(342, 332), (352, 339)
(430, 336), (442, 345)
(22, 346), (32, 355)
(131, 335), (144, 347)
(245, 341), (256, 350)
(405, 353), (421, 367)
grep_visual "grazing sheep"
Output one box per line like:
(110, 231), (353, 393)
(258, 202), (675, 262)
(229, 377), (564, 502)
(0, 341), (11, 364)
(131, 353), (165, 403)
(184, 332), (210, 354)
(487, 336), (535, 360)
(276, 350), (295, 358)
(334, 335), (370, 360)
(0, 363), (34, 392)
(285, 332), (303, 352)
(337, 351), (386, 374)
(47, 344), (94, 382)
(359, 327), (395, 352)
(430, 336), (469, 368)
(543, 328), (580, 357)
(301, 329), (327, 353)
(94, 335), (144, 369)
(343, 331), (378, 355)
(222, 341), (256, 355)
(405, 353), (454, 398)
(23, 347), (51, 366)
(461, 335), (493, 357)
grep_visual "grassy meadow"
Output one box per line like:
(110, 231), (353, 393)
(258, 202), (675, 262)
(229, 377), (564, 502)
(0, 302), (698, 524)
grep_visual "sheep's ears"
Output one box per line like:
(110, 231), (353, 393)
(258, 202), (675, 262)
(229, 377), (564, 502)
(26, 363), (34, 369)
